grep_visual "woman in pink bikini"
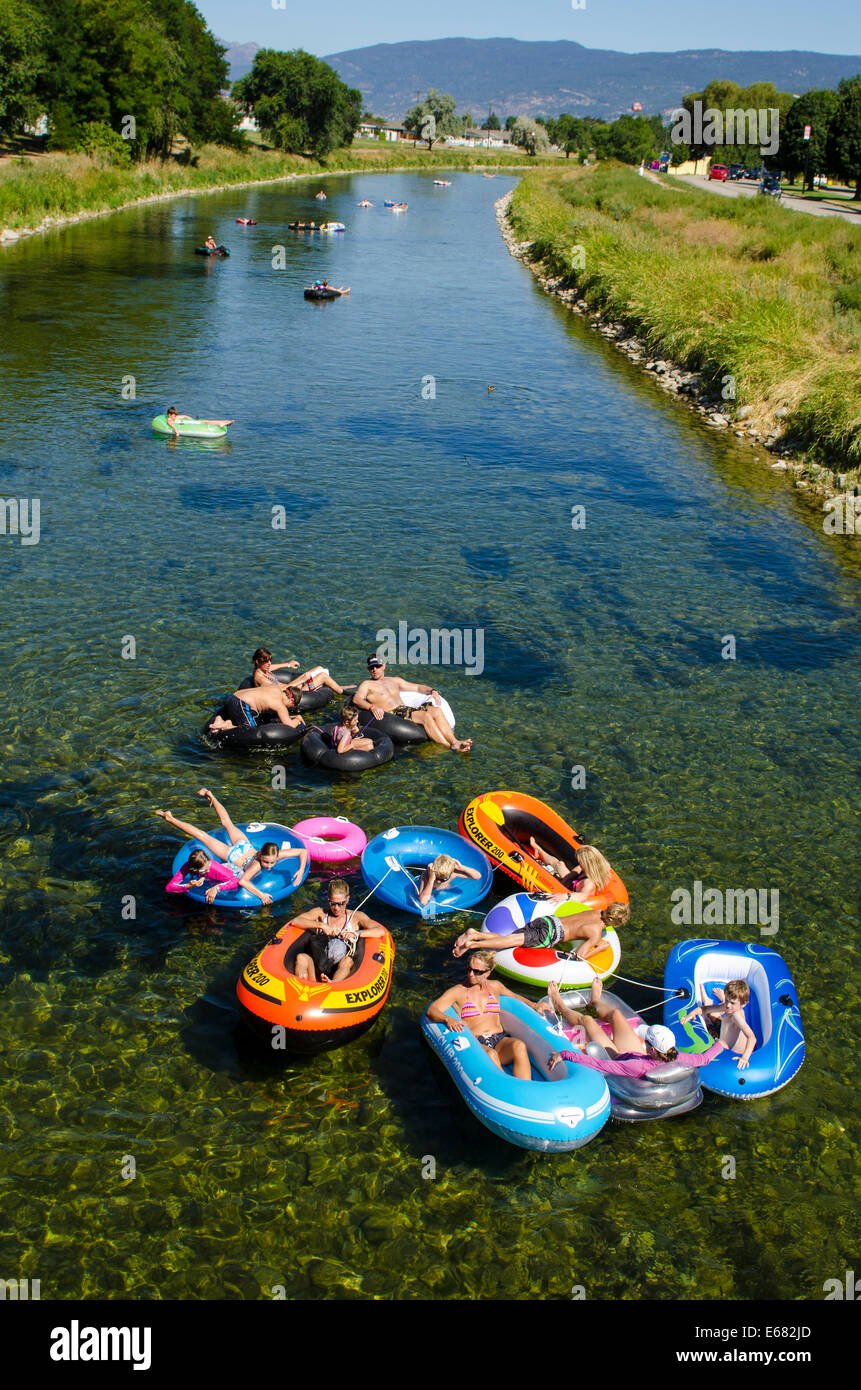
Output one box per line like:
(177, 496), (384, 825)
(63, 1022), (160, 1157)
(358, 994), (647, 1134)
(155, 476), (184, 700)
(426, 950), (547, 1080)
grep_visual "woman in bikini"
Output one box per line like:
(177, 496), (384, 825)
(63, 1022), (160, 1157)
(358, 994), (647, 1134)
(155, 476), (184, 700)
(426, 950), (547, 1080)
(155, 789), (308, 905)
(247, 647), (354, 699)
(528, 840), (612, 898)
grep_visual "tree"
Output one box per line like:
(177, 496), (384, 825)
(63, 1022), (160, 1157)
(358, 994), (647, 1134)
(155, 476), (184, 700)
(234, 49), (361, 157)
(783, 89), (839, 184)
(597, 113), (662, 165)
(482, 111), (500, 131)
(510, 116), (550, 156)
(827, 75), (861, 198)
(505, 115), (518, 132)
(403, 88), (459, 149)
(0, 0), (47, 136)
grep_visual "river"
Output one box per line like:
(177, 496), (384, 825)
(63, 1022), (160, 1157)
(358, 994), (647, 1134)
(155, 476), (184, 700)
(0, 170), (858, 1300)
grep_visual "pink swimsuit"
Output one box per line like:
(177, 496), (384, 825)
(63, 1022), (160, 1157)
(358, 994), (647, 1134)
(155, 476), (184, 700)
(166, 861), (240, 894)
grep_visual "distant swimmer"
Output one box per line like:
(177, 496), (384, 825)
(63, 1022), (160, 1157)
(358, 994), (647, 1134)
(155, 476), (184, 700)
(164, 406), (234, 436)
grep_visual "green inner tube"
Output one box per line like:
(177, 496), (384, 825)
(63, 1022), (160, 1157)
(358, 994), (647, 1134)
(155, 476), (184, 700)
(151, 415), (228, 439)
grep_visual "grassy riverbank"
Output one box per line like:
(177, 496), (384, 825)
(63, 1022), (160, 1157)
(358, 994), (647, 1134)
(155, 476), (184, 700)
(508, 163), (861, 470)
(0, 142), (537, 236)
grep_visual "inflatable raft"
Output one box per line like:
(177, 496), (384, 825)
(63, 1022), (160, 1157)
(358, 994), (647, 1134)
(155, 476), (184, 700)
(362, 826), (492, 917)
(304, 286), (341, 301)
(664, 940), (805, 1099)
(237, 921), (395, 1052)
(551, 989), (704, 1122)
(459, 791), (628, 906)
(422, 995), (610, 1151)
(152, 415), (227, 439)
(478, 891), (621, 988)
(169, 822), (309, 909)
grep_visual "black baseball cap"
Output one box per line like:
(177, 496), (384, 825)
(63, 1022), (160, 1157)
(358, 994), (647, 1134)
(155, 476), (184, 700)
(367, 656), (385, 669)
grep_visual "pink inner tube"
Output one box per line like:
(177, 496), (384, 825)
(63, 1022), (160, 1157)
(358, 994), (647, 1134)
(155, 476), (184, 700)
(291, 816), (367, 864)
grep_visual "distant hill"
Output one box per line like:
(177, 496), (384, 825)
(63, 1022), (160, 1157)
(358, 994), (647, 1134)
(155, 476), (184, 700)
(221, 40), (260, 82)
(319, 37), (861, 122)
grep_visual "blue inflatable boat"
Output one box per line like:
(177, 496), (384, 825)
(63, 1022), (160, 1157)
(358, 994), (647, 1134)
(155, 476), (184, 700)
(664, 939), (804, 1099)
(361, 825), (492, 917)
(422, 995), (610, 1151)
(169, 821), (309, 909)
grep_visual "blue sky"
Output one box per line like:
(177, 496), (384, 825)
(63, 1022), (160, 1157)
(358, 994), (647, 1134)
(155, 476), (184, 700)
(198, 0), (861, 56)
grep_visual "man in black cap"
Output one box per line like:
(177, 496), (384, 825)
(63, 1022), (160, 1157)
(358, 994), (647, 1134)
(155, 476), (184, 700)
(352, 656), (471, 752)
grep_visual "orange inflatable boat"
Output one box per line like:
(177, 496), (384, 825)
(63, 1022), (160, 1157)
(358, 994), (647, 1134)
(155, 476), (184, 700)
(459, 791), (628, 909)
(236, 922), (395, 1053)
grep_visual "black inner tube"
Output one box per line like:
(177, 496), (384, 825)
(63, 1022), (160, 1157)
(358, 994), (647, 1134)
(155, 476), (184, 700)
(350, 705), (427, 745)
(235, 674), (332, 713)
(203, 707), (305, 751)
(301, 722), (394, 772)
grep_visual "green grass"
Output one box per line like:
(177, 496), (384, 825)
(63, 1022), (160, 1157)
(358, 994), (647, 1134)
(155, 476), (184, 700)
(0, 141), (540, 233)
(509, 163), (861, 468)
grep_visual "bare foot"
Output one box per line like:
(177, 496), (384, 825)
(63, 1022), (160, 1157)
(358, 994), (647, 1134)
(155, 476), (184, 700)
(452, 930), (476, 957)
(208, 717), (233, 730)
(590, 975), (604, 1008)
(454, 739), (472, 752)
(153, 809), (173, 822)
(198, 788), (215, 803)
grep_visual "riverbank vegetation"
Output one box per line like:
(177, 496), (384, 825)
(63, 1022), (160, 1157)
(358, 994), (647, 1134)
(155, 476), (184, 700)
(0, 142), (534, 233)
(509, 163), (861, 469)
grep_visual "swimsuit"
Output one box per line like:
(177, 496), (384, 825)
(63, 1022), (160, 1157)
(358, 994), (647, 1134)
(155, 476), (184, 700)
(165, 861), (239, 894)
(226, 838), (256, 872)
(477, 1032), (505, 1051)
(521, 915), (566, 950)
(218, 694), (258, 728)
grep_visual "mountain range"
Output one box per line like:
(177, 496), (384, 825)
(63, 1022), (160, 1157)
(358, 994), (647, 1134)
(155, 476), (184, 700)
(221, 37), (861, 122)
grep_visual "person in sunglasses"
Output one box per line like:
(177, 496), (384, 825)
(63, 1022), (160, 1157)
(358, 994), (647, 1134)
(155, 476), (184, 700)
(426, 950), (547, 1079)
(290, 880), (386, 983)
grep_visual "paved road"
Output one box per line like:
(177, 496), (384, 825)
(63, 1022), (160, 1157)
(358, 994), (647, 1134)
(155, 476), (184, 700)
(668, 172), (860, 223)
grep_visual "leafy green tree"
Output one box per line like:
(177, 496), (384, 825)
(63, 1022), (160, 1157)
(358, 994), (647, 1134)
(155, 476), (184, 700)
(234, 49), (361, 157)
(511, 116), (550, 156)
(0, 0), (47, 136)
(782, 89), (839, 184)
(827, 75), (861, 198)
(482, 111), (500, 131)
(505, 115), (518, 132)
(403, 89), (460, 149)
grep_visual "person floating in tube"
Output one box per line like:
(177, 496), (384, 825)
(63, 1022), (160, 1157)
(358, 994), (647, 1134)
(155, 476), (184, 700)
(208, 681), (304, 734)
(156, 788), (308, 904)
(163, 406), (234, 437)
(247, 646), (355, 698)
(352, 655), (471, 752)
(680, 980), (756, 1069)
(418, 854), (482, 907)
(427, 949), (548, 1079)
(452, 903), (630, 964)
(329, 704), (377, 754)
(546, 977), (731, 1076)
(290, 880), (386, 982)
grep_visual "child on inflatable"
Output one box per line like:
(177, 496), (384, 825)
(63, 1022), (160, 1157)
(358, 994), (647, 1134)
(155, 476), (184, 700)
(680, 980), (756, 1069)
(453, 903), (629, 962)
(419, 854), (483, 907)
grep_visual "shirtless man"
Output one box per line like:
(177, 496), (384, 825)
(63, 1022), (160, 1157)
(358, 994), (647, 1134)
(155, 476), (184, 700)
(290, 880), (386, 983)
(352, 656), (471, 752)
(208, 682), (304, 732)
(452, 903), (630, 964)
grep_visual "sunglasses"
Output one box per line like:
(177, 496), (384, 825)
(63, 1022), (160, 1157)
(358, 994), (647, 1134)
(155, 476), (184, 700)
(467, 966), (491, 976)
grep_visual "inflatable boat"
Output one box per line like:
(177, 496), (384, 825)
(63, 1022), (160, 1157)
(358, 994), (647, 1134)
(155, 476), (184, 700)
(151, 415), (227, 439)
(551, 989), (704, 1122)
(459, 791), (628, 906)
(291, 817), (367, 865)
(477, 891), (621, 988)
(422, 995), (610, 1151)
(362, 826), (492, 917)
(664, 940), (804, 1099)
(300, 722), (394, 772)
(169, 822), (309, 909)
(237, 921), (394, 1052)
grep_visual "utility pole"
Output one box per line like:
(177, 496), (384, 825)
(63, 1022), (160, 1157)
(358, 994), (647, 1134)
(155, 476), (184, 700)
(803, 124), (811, 193)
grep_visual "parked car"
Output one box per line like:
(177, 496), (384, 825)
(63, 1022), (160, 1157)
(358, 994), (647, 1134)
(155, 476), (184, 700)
(709, 165), (729, 181)
(728, 164), (746, 180)
(759, 175), (782, 199)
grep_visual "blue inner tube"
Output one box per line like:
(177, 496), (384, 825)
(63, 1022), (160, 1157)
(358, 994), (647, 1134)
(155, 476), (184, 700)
(235, 674), (332, 713)
(663, 939), (805, 1099)
(362, 825), (492, 917)
(301, 721), (394, 772)
(169, 822), (309, 908)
